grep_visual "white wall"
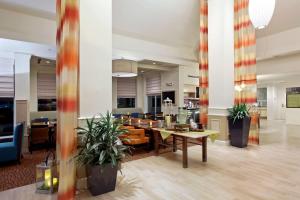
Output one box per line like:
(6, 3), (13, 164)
(257, 27), (300, 60)
(0, 8), (56, 46)
(257, 53), (300, 76)
(14, 53), (31, 101)
(79, 0), (112, 117)
(260, 82), (300, 125)
(161, 67), (180, 114)
(181, 64), (199, 86)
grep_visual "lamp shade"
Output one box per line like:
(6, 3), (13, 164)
(249, 0), (276, 29)
(112, 59), (138, 77)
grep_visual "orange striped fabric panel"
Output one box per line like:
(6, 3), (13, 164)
(234, 0), (259, 145)
(56, 0), (79, 199)
(234, 0), (257, 104)
(199, 0), (209, 127)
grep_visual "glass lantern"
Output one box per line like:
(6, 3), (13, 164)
(36, 152), (59, 194)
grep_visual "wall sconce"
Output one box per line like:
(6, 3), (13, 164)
(166, 82), (174, 86)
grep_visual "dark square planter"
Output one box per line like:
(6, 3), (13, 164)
(228, 117), (251, 148)
(86, 164), (118, 196)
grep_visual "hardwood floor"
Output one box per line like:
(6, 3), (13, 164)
(1, 120), (300, 200)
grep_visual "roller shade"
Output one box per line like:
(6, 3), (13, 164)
(37, 73), (56, 99)
(117, 77), (136, 97)
(0, 57), (14, 97)
(146, 76), (161, 95)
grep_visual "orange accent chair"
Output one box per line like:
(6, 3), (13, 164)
(119, 125), (135, 130)
(120, 129), (149, 146)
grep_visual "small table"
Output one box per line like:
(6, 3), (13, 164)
(153, 129), (218, 168)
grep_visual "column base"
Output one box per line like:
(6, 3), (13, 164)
(207, 107), (230, 141)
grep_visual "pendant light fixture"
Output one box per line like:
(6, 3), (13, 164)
(249, 0), (276, 29)
(112, 59), (138, 77)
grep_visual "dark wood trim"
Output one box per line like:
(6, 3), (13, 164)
(173, 135), (177, 152)
(202, 136), (207, 162)
(182, 137), (188, 168)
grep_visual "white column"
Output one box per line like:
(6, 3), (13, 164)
(136, 75), (145, 110)
(208, 0), (234, 115)
(79, 0), (112, 118)
(14, 53), (31, 153)
(178, 66), (185, 108)
(207, 0), (234, 140)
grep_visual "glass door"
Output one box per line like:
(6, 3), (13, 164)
(147, 95), (161, 116)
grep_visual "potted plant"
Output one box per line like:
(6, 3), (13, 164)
(227, 104), (251, 148)
(77, 112), (128, 196)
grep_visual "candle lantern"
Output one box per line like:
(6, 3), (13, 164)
(36, 151), (59, 194)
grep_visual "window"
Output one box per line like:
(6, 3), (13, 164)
(38, 99), (57, 111)
(0, 56), (14, 136)
(117, 98), (135, 108)
(37, 73), (56, 111)
(117, 78), (137, 108)
(0, 98), (14, 136)
(146, 76), (161, 95)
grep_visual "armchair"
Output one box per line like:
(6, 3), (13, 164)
(0, 123), (24, 164)
(120, 129), (149, 146)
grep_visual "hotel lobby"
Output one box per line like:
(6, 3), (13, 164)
(0, 0), (300, 199)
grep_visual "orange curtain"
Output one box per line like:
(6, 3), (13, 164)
(56, 0), (79, 199)
(199, 0), (209, 127)
(234, 0), (259, 144)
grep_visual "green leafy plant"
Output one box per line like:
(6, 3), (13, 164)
(77, 112), (129, 168)
(228, 104), (250, 124)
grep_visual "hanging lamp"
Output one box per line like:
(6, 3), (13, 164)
(248, 0), (276, 29)
(112, 59), (138, 77)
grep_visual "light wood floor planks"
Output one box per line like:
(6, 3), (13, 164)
(1, 120), (299, 200)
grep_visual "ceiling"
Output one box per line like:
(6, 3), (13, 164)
(257, 73), (300, 85)
(256, 0), (300, 37)
(0, 0), (55, 19)
(138, 59), (178, 68)
(0, 0), (300, 45)
(112, 0), (199, 48)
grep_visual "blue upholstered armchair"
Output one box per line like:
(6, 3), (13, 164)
(0, 123), (24, 164)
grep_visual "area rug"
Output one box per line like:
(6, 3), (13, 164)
(0, 151), (47, 192)
(0, 148), (158, 192)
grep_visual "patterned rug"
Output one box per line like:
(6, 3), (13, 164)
(0, 151), (48, 192)
(0, 148), (157, 192)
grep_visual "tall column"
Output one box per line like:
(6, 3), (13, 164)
(79, 0), (112, 118)
(207, 0), (234, 140)
(14, 53), (31, 153)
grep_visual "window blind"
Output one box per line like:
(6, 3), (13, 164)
(37, 73), (56, 99)
(146, 75), (161, 95)
(117, 77), (137, 97)
(0, 57), (14, 97)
